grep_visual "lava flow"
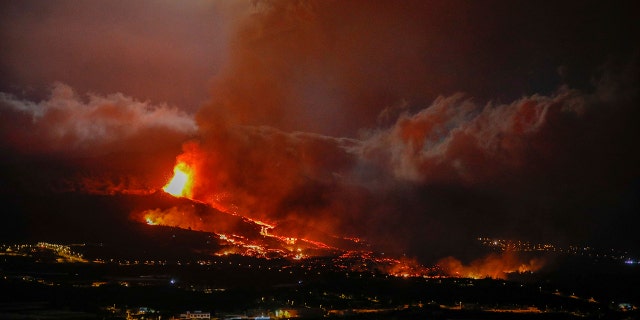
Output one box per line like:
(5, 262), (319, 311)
(143, 159), (544, 279)
(144, 160), (343, 259)
(162, 161), (194, 198)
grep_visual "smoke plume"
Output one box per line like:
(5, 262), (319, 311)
(0, 83), (198, 194)
(149, 1), (640, 259)
(0, 82), (197, 155)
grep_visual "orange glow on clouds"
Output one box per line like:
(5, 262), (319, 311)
(163, 162), (194, 197)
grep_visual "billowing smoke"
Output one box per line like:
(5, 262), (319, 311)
(203, 0), (638, 136)
(0, 83), (198, 194)
(171, 129), (360, 234)
(179, 71), (638, 259)
(182, 0), (639, 259)
(0, 82), (197, 155)
(362, 89), (587, 185)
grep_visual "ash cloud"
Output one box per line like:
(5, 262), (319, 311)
(203, 0), (639, 137)
(187, 0), (639, 259)
(0, 83), (198, 195)
(188, 67), (639, 259)
(0, 0), (249, 194)
(360, 89), (585, 185)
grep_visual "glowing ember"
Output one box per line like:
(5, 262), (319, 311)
(163, 162), (194, 197)
(145, 216), (155, 225)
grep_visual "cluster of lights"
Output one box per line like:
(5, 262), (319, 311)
(1, 242), (87, 263)
(478, 237), (633, 262)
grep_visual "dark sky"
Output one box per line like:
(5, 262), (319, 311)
(1, 0), (639, 261)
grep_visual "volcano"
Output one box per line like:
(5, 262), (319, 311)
(0, 153), (547, 279)
(0, 153), (364, 259)
(2, 187), (365, 260)
(2, 184), (438, 278)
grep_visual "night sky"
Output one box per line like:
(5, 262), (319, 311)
(1, 0), (639, 262)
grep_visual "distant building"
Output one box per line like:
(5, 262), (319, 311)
(179, 311), (211, 319)
(127, 307), (160, 320)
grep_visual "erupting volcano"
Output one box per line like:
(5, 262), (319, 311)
(163, 162), (194, 198)
(130, 158), (549, 280)
(1, 0), (637, 299)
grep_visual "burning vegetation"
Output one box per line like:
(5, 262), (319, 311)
(438, 252), (545, 280)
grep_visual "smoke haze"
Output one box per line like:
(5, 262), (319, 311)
(1, 82), (197, 155)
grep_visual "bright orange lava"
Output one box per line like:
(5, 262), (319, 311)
(163, 162), (194, 198)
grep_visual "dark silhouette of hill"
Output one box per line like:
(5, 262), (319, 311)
(3, 190), (218, 258)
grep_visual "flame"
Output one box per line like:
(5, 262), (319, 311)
(438, 252), (545, 279)
(163, 162), (194, 197)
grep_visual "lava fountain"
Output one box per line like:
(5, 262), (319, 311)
(163, 161), (194, 198)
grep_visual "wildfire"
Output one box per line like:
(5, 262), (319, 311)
(438, 252), (545, 279)
(163, 162), (194, 197)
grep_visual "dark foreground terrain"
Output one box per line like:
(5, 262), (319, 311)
(1, 190), (638, 319)
(1, 243), (638, 320)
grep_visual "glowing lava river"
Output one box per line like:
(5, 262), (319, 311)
(143, 160), (343, 259)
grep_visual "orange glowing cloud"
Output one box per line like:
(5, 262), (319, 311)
(0, 83), (197, 156)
